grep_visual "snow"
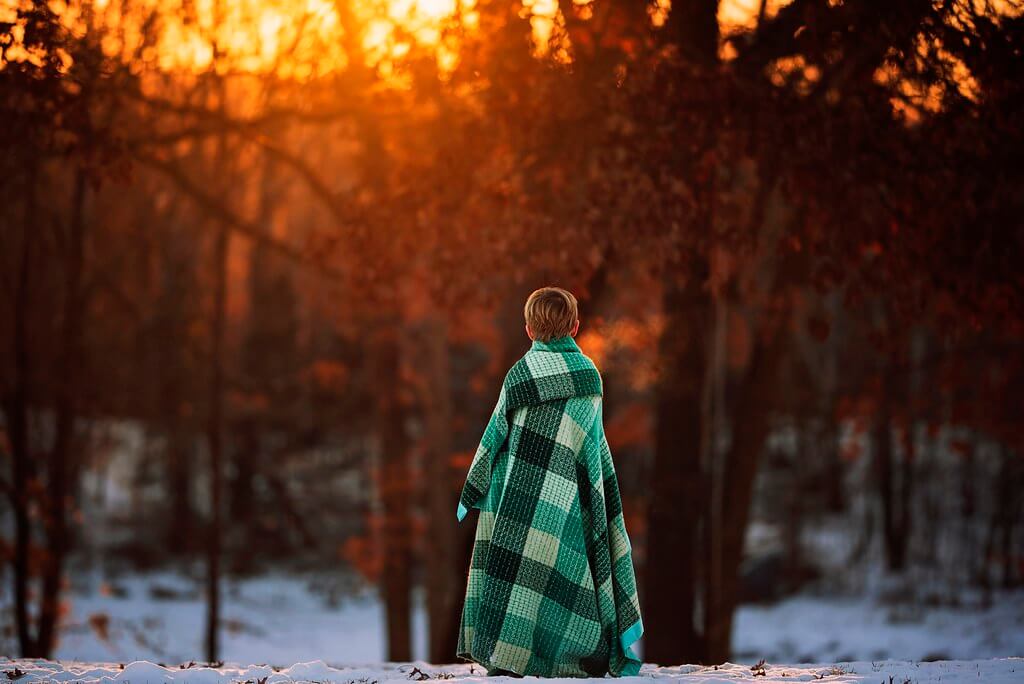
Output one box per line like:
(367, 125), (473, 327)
(733, 593), (1024, 663)
(5, 572), (1019, 684)
(48, 574), (427, 665)
(1, 658), (1022, 684)
(39, 573), (1024, 667)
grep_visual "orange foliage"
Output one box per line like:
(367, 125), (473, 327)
(340, 512), (386, 584)
(306, 360), (350, 392)
(605, 403), (651, 452)
(448, 451), (474, 470)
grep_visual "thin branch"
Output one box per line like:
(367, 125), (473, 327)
(134, 151), (345, 282)
(128, 105), (367, 249)
(249, 133), (354, 223)
(116, 83), (359, 127)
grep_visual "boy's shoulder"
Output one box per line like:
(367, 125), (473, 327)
(504, 345), (601, 377)
(500, 345), (603, 409)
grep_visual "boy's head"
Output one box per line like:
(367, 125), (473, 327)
(524, 287), (579, 342)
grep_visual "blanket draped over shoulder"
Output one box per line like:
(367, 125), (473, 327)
(456, 336), (643, 678)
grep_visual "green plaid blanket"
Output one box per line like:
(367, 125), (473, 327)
(456, 336), (643, 677)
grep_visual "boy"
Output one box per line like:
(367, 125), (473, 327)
(456, 287), (643, 678)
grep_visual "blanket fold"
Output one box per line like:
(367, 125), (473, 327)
(456, 336), (643, 678)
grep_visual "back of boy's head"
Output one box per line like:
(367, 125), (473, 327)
(524, 287), (578, 342)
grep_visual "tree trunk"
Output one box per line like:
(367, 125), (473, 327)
(229, 423), (258, 533)
(703, 335), (780, 663)
(374, 329), (413, 662)
(33, 168), (89, 658)
(820, 297), (845, 513)
(874, 368), (909, 572)
(167, 429), (195, 551)
(158, 237), (198, 553)
(994, 447), (1023, 589)
(875, 393), (893, 569)
(8, 163), (37, 657)
(205, 224), (229, 663)
(821, 420), (845, 513)
(424, 318), (458, 663)
(644, 277), (709, 665)
(896, 424), (913, 571)
(340, 41), (414, 655)
(645, 0), (721, 665)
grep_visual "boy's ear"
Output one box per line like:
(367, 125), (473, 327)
(571, 319), (580, 337)
(525, 324), (534, 340)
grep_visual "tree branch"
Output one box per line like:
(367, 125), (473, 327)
(134, 151), (345, 282)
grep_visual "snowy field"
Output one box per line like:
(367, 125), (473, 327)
(35, 573), (1024, 666)
(731, 592), (1024, 663)
(2, 572), (1021, 684)
(1, 657), (1022, 684)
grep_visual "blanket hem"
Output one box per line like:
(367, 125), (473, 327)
(619, 619), (644, 676)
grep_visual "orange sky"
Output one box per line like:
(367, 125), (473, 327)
(0, 0), (779, 77)
(6, 0), (1022, 77)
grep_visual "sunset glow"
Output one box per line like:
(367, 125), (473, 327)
(3, 0), (1016, 99)
(3, 0), (1022, 674)
(0, 1), (804, 78)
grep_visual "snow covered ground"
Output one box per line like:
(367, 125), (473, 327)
(732, 593), (1024, 663)
(46, 573), (428, 666)
(36, 572), (1023, 666)
(1, 657), (1022, 684)
(2, 572), (1020, 683)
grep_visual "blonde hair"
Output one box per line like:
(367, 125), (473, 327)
(524, 287), (578, 342)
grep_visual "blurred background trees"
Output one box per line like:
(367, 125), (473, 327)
(1, 0), (1022, 666)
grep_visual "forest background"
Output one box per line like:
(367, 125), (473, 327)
(1, 0), (1022, 667)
